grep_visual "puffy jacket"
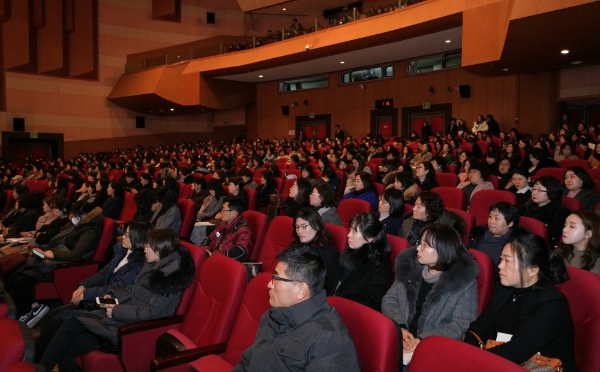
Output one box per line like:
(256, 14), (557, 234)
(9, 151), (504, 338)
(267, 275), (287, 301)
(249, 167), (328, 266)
(201, 214), (253, 261)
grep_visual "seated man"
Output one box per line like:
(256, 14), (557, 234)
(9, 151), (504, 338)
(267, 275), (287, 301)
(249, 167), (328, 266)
(431, 155), (446, 173)
(201, 196), (253, 261)
(234, 247), (360, 372)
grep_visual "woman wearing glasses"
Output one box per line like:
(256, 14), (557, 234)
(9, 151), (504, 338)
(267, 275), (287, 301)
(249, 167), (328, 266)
(520, 175), (570, 248)
(382, 223), (479, 366)
(333, 213), (392, 311)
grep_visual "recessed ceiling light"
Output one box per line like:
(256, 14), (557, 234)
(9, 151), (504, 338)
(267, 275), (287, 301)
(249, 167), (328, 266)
(571, 61), (583, 65)
(170, 108), (174, 111)
(282, 8), (286, 10)
(502, 68), (509, 71)
(561, 49), (569, 54)
(258, 75), (263, 78)
(340, 61), (345, 64)
(445, 40), (451, 43)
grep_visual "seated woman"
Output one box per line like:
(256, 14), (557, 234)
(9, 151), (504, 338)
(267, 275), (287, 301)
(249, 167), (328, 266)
(299, 164), (317, 188)
(150, 187), (181, 234)
(527, 148), (554, 177)
(29, 198), (72, 247)
(90, 178), (109, 209)
(255, 171), (276, 207)
(554, 141), (579, 162)
(285, 178), (311, 219)
(563, 166), (600, 211)
(457, 161), (494, 209)
(51, 178), (69, 199)
(589, 143), (600, 168)
(318, 156), (341, 191)
(457, 155), (475, 183)
(342, 172), (378, 210)
(414, 161), (439, 192)
(393, 171), (418, 205)
(399, 192), (466, 246)
(374, 188), (404, 235)
(333, 212), (392, 311)
(503, 142), (522, 167)
(2, 185), (30, 227)
(196, 178), (227, 221)
(464, 230), (576, 371)
(496, 157), (514, 190)
(227, 176), (249, 210)
(5, 201), (104, 322)
(101, 181), (125, 220)
(0, 191), (44, 241)
(520, 176), (570, 248)
(35, 221), (153, 359)
(289, 208), (340, 295)
(310, 183), (343, 226)
(383, 223), (479, 360)
(556, 210), (600, 275)
(38, 229), (195, 372)
(507, 167), (531, 209)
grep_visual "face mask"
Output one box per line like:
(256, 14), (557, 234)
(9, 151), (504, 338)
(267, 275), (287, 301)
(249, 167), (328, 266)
(71, 216), (81, 225)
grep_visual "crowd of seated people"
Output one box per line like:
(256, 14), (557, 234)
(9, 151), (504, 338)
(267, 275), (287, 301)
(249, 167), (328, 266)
(1, 111), (600, 371)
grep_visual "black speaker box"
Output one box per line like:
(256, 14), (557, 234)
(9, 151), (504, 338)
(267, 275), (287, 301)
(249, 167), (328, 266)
(459, 85), (471, 98)
(207, 12), (215, 24)
(13, 118), (25, 132)
(136, 116), (145, 128)
(281, 106), (290, 116)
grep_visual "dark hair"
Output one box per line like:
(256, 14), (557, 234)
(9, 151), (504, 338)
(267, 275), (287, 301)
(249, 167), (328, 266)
(394, 171), (416, 191)
(292, 208), (333, 248)
(313, 183), (337, 208)
(18, 191), (44, 209)
(237, 168), (252, 178)
(556, 210), (600, 271)
(507, 229), (568, 287)
(489, 202), (520, 228)
(125, 171), (137, 179)
(533, 176), (563, 200)
(207, 178), (226, 198)
(468, 161), (490, 181)
(432, 155), (446, 169)
(146, 229), (180, 260)
(50, 197), (71, 213)
(261, 170), (274, 184)
(382, 188), (404, 218)
(351, 155), (366, 175)
(529, 148), (546, 161)
(14, 185), (29, 197)
(294, 178), (312, 203)
(56, 177), (69, 190)
(127, 221), (153, 252)
(565, 166), (595, 190)
(419, 223), (469, 271)
(512, 166), (530, 179)
(417, 191), (445, 222)
(134, 188), (155, 208)
(109, 180), (125, 198)
(71, 200), (93, 217)
(277, 246), (326, 296)
(228, 176), (244, 195)
(300, 165), (315, 179)
(560, 141), (574, 152)
(347, 213), (391, 264)
(193, 177), (207, 189)
(154, 186), (177, 213)
(418, 161), (438, 187)
(223, 196), (245, 215)
(354, 172), (375, 194)
(140, 173), (152, 183)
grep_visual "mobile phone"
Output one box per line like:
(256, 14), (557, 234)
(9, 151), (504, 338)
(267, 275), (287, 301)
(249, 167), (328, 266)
(96, 297), (119, 305)
(32, 250), (45, 258)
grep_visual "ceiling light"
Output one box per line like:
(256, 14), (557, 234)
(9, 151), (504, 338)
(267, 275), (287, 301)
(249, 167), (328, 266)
(571, 61), (583, 65)
(170, 108), (174, 111)
(259, 75), (263, 78)
(282, 8), (286, 10)
(502, 68), (509, 71)
(445, 40), (451, 43)
(561, 49), (569, 54)
(340, 61), (345, 64)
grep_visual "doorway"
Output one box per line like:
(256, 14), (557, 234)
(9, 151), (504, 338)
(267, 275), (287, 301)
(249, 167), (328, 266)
(370, 108), (398, 140)
(409, 112), (445, 137)
(401, 103), (452, 138)
(295, 114), (331, 140)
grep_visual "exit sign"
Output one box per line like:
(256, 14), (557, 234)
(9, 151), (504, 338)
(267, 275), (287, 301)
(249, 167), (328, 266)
(423, 102), (431, 109)
(309, 112), (315, 118)
(30, 132), (38, 138)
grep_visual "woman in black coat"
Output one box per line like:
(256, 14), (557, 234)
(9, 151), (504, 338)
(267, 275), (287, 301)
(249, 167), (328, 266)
(256, 170), (276, 207)
(39, 229), (195, 372)
(1, 191), (43, 239)
(285, 178), (311, 219)
(333, 212), (392, 311)
(373, 188), (404, 235)
(101, 181), (125, 219)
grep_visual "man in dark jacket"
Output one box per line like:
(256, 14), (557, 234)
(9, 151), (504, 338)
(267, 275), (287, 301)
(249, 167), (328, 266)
(201, 197), (253, 261)
(233, 247), (360, 372)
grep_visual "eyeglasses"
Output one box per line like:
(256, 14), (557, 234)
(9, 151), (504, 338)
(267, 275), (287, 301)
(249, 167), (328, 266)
(221, 209), (233, 213)
(531, 188), (547, 193)
(417, 240), (435, 250)
(295, 224), (310, 231)
(272, 274), (296, 283)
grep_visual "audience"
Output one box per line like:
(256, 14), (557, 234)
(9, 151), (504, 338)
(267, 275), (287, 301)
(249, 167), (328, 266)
(341, 172), (378, 209)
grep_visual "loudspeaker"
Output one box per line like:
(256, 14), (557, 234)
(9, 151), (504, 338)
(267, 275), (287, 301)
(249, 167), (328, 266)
(281, 106), (289, 116)
(207, 12), (215, 24)
(459, 85), (471, 98)
(13, 118), (25, 132)
(135, 116), (145, 128)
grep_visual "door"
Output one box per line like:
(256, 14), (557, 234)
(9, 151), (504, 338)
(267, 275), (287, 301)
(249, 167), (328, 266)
(409, 112), (445, 137)
(295, 115), (331, 140)
(378, 116), (392, 137)
(370, 108), (398, 140)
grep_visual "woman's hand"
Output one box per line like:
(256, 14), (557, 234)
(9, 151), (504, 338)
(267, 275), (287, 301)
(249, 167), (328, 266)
(401, 329), (419, 352)
(20, 232), (33, 237)
(71, 286), (85, 305)
(106, 304), (116, 318)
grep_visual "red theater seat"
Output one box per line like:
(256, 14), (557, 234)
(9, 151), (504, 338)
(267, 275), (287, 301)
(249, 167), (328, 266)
(326, 223), (349, 253)
(431, 186), (466, 210)
(242, 210), (268, 261)
(337, 199), (372, 228)
(256, 216), (294, 272)
(469, 249), (494, 316)
(469, 191), (517, 225)
(177, 199), (196, 240)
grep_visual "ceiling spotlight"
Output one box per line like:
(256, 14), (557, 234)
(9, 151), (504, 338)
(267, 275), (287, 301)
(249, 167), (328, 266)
(170, 108), (174, 111)
(561, 49), (569, 54)
(340, 61), (345, 64)
(571, 61), (583, 65)
(283, 8), (286, 10)
(445, 40), (451, 43)
(258, 75), (263, 78)
(502, 68), (509, 71)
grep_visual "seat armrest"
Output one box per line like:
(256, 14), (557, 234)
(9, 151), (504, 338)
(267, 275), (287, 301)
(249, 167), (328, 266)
(151, 343), (228, 372)
(53, 260), (100, 270)
(119, 315), (184, 335)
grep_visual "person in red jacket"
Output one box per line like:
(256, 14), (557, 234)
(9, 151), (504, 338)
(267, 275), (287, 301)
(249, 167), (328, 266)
(201, 196), (254, 261)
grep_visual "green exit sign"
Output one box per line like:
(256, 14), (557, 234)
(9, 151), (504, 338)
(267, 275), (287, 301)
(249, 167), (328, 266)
(309, 112), (315, 119)
(423, 102), (430, 109)
(30, 132), (38, 138)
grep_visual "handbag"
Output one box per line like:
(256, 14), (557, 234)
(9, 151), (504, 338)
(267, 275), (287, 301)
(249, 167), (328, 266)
(242, 262), (262, 283)
(468, 331), (563, 372)
(269, 190), (284, 207)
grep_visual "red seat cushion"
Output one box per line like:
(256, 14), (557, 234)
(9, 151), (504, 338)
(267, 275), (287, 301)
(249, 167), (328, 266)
(0, 319), (27, 371)
(190, 354), (234, 372)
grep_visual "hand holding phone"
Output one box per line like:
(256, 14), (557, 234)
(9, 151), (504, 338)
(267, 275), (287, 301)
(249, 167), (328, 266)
(96, 297), (119, 305)
(32, 249), (45, 258)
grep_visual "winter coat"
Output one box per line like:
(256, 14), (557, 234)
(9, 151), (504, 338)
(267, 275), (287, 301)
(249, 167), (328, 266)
(256, 182), (276, 206)
(382, 247), (479, 339)
(562, 188), (600, 211)
(457, 180), (494, 204)
(78, 243), (145, 302)
(32, 217), (70, 246)
(101, 196), (124, 219)
(45, 207), (104, 262)
(233, 291), (360, 372)
(520, 200), (570, 248)
(5, 208), (39, 239)
(201, 214), (254, 261)
(197, 195), (225, 221)
(374, 212), (403, 237)
(318, 207), (343, 226)
(67, 246), (195, 344)
(153, 204), (182, 234)
(342, 189), (378, 210)
(399, 210), (466, 245)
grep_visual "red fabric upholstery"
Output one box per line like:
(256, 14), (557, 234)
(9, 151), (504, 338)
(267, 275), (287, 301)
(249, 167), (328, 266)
(436, 173), (459, 187)
(257, 216), (294, 272)
(558, 159), (591, 169)
(410, 336), (524, 372)
(369, 158), (383, 167)
(118, 192), (137, 223)
(335, 170), (346, 198)
(447, 208), (475, 245)
(366, 163), (378, 181)
(486, 175), (499, 190)
(180, 184), (194, 200)
(431, 187), (467, 211)
(533, 167), (566, 183)
(176, 243), (207, 315)
(327, 296), (398, 372)
(1, 190), (13, 214)
(234, 158), (246, 169)
(65, 183), (75, 200)
(242, 211), (268, 262)
(557, 266), (600, 372)
(374, 182), (385, 198)
(337, 199), (372, 229)
(518, 216), (549, 244)
(468, 249), (494, 316)
(245, 188), (257, 211)
(387, 234), (411, 272)
(190, 354), (234, 372)
(561, 196), (582, 213)
(0, 319), (33, 371)
(177, 199), (196, 240)
(5, 362), (44, 372)
(469, 191), (517, 225)
(403, 204), (413, 215)
(477, 140), (488, 155)
(274, 177), (284, 194)
(77, 352), (125, 372)
(177, 182), (185, 198)
(281, 178), (296, 199)
(326, 223), (349, 253)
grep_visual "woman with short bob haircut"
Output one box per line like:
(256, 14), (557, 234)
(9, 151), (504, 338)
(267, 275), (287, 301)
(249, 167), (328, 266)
(556, 210), (600, 274)
(285, 178), (312, 219)
(333, 212), (392, 311)
(464, 230), (576, 371)
(563, 166), (600, 211)
(375, 188), (404, 235)
(383, 223), (479, 359)
(309, 183), (343, 226)
(341, 172), (378, 210)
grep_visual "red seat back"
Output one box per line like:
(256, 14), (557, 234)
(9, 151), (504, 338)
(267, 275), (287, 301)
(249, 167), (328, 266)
(533, 167), (566, 184)
(327, 297), (398, 372)
(273, 177), (284, 194)
(93, 218), (116, 262)
(335, 170), (346, 198)
(518, 216), (549, 244)
(118, 192), (137, 223)
(242, 210), (268, 261)
(436, 173), (459, 187)
(326, 223), (349, 253)
(0, 319), (33, 371)
(387, 234), (410, 272)
(561, 196), (582, 213)
(66, 183), (75, 200)
(447, 208), (475, 245)
(2, 190), (13, 214)
(175, 243), (206, 315)
(373, 182), (385, 198)
(557, 267), (600, 372)
(559, 159), (591, 169)
(468, 249), (494, 316)
(180, 184), (194, 200)
(257, 216), (294, 272)
(337, 199), (373, 228)
(369, 158), (383, 167)
(469, 191), (517, 225)
(281, 179), (296, 199)
(486, 175), (499, 190)
(177, 199), (196, 240)
(431, 187), (466, 211)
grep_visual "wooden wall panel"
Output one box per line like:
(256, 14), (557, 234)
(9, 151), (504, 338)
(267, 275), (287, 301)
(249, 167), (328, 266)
(37, 0), (67, 75)
(152, 0), (180, 22)
(558, 64), (600, 101)
(68, 0), (97, 79)
(2, 0), (36, 72)
(518, 71), (560, 135)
